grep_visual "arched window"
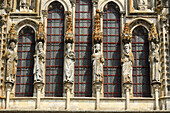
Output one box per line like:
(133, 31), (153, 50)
(132, 26), (151, 97)
(15, 27), (35, 97)
(103, 2), (121, 97)
(45, 1), (64, 97)
(75, 0), (92, 97)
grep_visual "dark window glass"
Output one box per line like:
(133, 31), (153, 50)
(45, 1), (64, 97)
(132, 26), (151, 97)
(15, 27), (35, 97)
(103, 2), (121, 97)
(75, 0), (92, 97)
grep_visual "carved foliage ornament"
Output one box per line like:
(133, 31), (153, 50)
(121, 23), (132, 43)
(148, 24), (159, 43)
(92, 9), (103, 44)
(65, 11), (74, 43)
(5, 0), (12, 13)
(8, 24), (17, 44)
(36, 22), (46, 42)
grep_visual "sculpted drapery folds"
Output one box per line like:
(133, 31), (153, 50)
(148, 24), (160, 83)
(92, 44), (104, 83)
(6, 24), (18, 83)
(34, 22), (46, 82)
(64, 11), (75, 83)
(121, 23), (134, 84)
(64, 43), (75, 83)
(33, 41), (45, 82)
(92, 9), (104, 83)
(133, 0), (153, 11)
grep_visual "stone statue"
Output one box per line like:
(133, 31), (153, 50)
(33, 41), (45, 82)
(133, 0), (153, 10)
(64, 43), (75, 83)
(149, 42), (160, 82)
(6, 41), (18, 82)
(92, 43), (104, 83)
(121, 43), (134, 83)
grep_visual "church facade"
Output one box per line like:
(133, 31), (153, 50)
(0, 0), (170, 112)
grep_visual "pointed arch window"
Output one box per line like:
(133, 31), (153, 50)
(132, 26), (151, 97)
(75, 0), (92, 97)
(103, 2), (121, 97)
(45, 1), (64, 97)
(15, 27), (35, 97)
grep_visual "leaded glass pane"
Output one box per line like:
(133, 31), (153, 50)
(103, 2), (121, 97)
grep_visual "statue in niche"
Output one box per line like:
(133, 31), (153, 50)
(92, 43), (104, 83)
(33, 41), (45, 82)
(64, 43), (75, 83)
(149, 41), (160, 82)
(133, 0), (153, 10)
(121, 43), (134, 83)
(6, 41), (18, 83)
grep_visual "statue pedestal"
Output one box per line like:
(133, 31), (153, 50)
(123, 82), (132, 110)
(93, 82), (102, 110)
(5, 81), (14, 109)
(34, 81), (44, 109)
(152, 82), (161, 110)
(64, 82), (73, 110)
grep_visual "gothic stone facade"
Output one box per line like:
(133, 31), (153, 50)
(0, 0), (170, 112)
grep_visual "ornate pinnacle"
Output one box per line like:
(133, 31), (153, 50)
(65, 14), (73, 43)
(148, 24), (159, 43)
(8, 24), (17, 43)
(121, 23), (132, 43)
(93, 9), (102, 44)
(36, 22), (46, 42)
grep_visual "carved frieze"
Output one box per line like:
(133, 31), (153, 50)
(92, 9), (103, 44)
(129, 0), (155, 13)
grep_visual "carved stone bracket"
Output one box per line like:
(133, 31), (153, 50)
(42, 10), (48, 17)
(152, 82), (161, 110)
(36, 22), (46, 43)
(92, 9), (103, 44)
(5, 81), (14, 109)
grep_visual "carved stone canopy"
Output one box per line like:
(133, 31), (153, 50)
(36, 22), (46, 42)
(8, 24), (17, 44)
(148, 24), (159, 43)
(5, 0), (12, 13)
(0, 15), (6, 26)
(92, 9), (103, 44)
(121, 23), (132, 43)
(65, 12), (74, 43)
